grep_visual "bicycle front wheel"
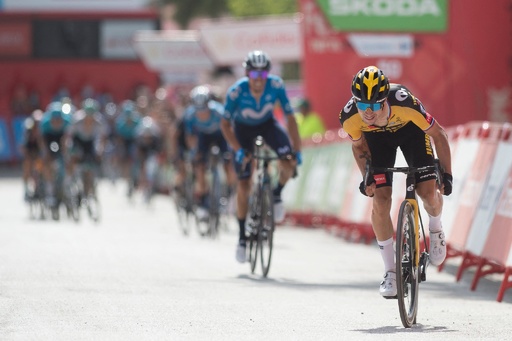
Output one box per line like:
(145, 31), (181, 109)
(259, 182), (275, 278)
(396, 200), (419, 328)
(207, 170), (222, 239)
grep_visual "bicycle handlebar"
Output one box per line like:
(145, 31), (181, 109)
(364, 159), (443, 186)
(251, 136), (298, 177)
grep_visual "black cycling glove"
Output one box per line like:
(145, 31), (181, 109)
(443, 173), (453, 196)
(359, 180), (375, 197)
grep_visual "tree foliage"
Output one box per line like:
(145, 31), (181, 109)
(227, 0), (297, 17)
(157, 0), (297, 28)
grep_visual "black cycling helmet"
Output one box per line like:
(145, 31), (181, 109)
(351, 66), (390, 103)
(243, 50), (271, 71)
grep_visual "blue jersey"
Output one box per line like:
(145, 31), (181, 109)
(40, 111), (71, 136)
(184, 100), (224, 135)
(223, 74), (294, 126)
(115, 113), (141, 140)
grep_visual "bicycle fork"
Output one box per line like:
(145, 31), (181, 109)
(404, 173), (429, 283)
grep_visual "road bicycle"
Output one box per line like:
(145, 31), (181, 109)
(364, 160), (442, 328)
(173, 152), (196, 236)
(246, 136), (295, 277)
(74, 155), (101, 223)
(27, 157), (48, 220)
(195, 145), (230, 239)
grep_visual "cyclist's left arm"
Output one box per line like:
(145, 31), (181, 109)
(275, 80), (301, 155)
(285, 114), (301, 157)
(425, 120), (452, 176)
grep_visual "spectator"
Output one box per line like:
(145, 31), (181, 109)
(11, 85), (33, 116)
(295, 98), (326, 139)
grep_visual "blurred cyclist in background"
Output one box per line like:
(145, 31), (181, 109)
(134, 116), (163, 203)
(339, 65), (452, 298)
(20, 109), (44, 201)
(184, 85), (236, 220)
(220, 50), (302, 263)
(115, 100), (142, 197)
(40, 101), (72, 207)
(67, 98), (109, 199)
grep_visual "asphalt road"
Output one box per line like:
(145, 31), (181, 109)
(0, 176), (511, 340)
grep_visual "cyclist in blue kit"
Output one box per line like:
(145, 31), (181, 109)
(184, 85), (236, 220)
(220, 50), (302, 263)
(40, 102), (72, 207)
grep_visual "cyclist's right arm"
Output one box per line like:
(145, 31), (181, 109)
(221, 85), (243, 153)
(339, 104), (375, 197)
(220, 118), (242, 153)
(352, 136), (376, 197)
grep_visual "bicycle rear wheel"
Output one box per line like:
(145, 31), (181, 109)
(259, 182), (275, 278)
(396, 200), (419, 328)
(207, 169), (221, 239)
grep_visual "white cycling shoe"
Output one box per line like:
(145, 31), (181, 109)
(274, 199), (285, 224)
(380, 271), (397, 298)
(235, 242), (247, 264)
(429, 231), (447, 266)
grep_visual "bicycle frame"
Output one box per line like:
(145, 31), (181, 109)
(403, 173), (422, 268)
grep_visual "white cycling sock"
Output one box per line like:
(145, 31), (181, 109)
(377, 237), (395, 273)
(428, 212), (443, 233)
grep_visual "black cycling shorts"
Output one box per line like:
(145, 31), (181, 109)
(234, 118), (292, 179)
(364, 122), (437, 187)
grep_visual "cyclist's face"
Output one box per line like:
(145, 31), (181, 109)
(50, 116), (63, 128)
(196, 108), (210, 121)
(247, 69), (268, 94)
(357, 102), (386, 125)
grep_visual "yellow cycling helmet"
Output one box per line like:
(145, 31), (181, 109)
(351, 66), (390, 103)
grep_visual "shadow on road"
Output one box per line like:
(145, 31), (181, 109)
(352, 324), (457, 335)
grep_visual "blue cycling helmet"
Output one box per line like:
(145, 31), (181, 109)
(47, 101), (64, 119)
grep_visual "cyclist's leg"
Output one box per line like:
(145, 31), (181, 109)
(260, 119), (295, 222)
(22, 152), (34, 200)
(399, 124), (440, 216)
(233, 123), (257, 262)
(399, 124), (446, 265)
(365, 131), (400, 294)
(195, 133), (211, 211)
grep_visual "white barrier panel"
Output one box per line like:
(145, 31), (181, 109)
(480, 165), (512, 265)
(449, 123), (502, 251)
(444, 123), (489, 249)
(466, 127), (512, 257)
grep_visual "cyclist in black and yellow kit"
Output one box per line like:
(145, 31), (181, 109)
(339, 66), (453, 298)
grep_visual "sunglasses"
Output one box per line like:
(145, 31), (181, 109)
(356, 101), (384, 111)
(248, 70), (269, 79)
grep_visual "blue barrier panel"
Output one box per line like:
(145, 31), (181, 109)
(0, 119), (13, 161)
(12, 116), (27, 160)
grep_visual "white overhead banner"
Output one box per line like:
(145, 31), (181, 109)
(347, 34), (414, 58)
(133, 31), (214, 72)
(1, 0), (150, 11)
(198, 15), (302, 66)
(101, 20), (156, 59)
